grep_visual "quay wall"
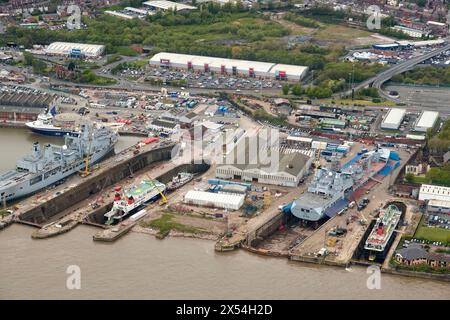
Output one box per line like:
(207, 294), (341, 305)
(245, 212), (285, 247)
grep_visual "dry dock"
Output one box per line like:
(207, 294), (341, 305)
(0, 140), (175, 229)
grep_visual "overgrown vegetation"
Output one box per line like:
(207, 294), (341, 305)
(428, 119), (450, 155)
(392, 66), (450, 86)
(0, 210), (10, 218)
(23, 52), (48, 75)
(254, 109), (288, 126)
(105, 54), (123, 65)
(1, 4), (351, 74)
(140, 213), (207, 238)
(284, 13), (320, 28)
(75, 69), (117, 85)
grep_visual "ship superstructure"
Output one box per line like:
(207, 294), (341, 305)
(290, 147), (392, 222)
(290, 168), (354, 221)
(0, 123), (118, 202)
(104, 179), (166, 224)
(26, 108), (125, 137)
(364, 204), (402, 256)
(167, 172), (193, 191)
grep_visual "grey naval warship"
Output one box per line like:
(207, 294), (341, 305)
(290, 148), (391, 222)
(0, 123), (118, 202)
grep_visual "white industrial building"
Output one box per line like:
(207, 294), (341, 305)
(427, 199), (450, 214)
(105, 10), (136, 19)
(45, 42), (105, 58)
(143, 1), (196, 11)
(381, 108), (406, 130)
(216, 135), (314, 187)
(414, 111), (439, 132)
(149, 52), (308, 81)
(105, 7), (153, 20)
(184, 190), (244, 210)
(393, 25), (425, 38)
(419, 184), (450, 202)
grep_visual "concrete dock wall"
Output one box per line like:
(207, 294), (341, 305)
(246, 212), (285, 247)
(19, 145), (175, 225)
(86, 162), (210, 224)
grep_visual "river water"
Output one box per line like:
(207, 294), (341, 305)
(0, 128), (449, 299)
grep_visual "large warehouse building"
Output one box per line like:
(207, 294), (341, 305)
(143, 1), (196, 12)
(149, 52), (309, 81)
(0, 91), (56, 122)
(45, 42), (106, 58)
(381, 108), (406, 130)
(216, 134), (314, 187)
(184, 190), (244, 210)
(414, 111), (439, 132)
(419, 184), (450, 202)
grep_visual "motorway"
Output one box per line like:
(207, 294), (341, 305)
(342, 40), (450, 97)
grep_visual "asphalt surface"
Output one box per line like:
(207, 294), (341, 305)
(340, 40), (450, 97)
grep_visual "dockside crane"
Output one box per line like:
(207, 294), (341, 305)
(146, 174), (168, 206)
(80, 128), (93, 178)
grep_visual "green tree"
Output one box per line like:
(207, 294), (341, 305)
(282, 84), (289, 95)
(23, 52), (34, 66)
(68, 61), (76, 71)
(405, 174), (414, 183)
(292, 84), (303, 96)
(32, 59), (47, 74)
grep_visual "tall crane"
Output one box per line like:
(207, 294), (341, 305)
(146, 174), (168, 206)
(80, 128), (93, 178)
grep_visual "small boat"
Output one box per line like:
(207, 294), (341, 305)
(166, 172), (194, 191)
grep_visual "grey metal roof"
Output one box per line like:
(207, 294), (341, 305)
(396, 245), (428, 261)
(222, 135), (310, 176)
(151, 119), (177, 129)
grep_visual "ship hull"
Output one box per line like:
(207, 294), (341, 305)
(105, 185), (166, 223)
(291, 152), (392, 222)
(29, 127), (73, 137)
(0, 142), (116, 202)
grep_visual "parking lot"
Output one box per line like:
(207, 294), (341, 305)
(146, 67), (286, 91)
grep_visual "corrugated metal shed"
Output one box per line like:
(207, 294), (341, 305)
(419, 184), (450, 202)
(143, 0), (196, 11)
(184, 190), (245, 210)
(46, 42), (105, 57)
(414, 111), (439, 132)
(149, 52), (308, 80)
(381, 108), (406, 130)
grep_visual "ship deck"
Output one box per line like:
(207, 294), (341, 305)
(352, 159), (399, 201)
(127, 181), (162, 197)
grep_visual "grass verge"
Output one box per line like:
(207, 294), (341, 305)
(140, 213), (208, 239)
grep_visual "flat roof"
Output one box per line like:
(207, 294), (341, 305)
(125, 7), (149, 14)
(105, 10), (135, 19)
(382, 108), (406, 126)
(149, 52), (308, 77)
(269, 64), (308, 77)
(420, 184), (450, 199)
(412, 39), (445, 47)
(373, 43), (399, 48)
(46, 42), (105, 56)
(287, 136), (313, 143)
(150, 52), (274, 73)
(428, 199), (450, 209)
(415, 111), (439, 129)
(427, 21), (446, 26)
(143, 1), (196, 11)
(184, 190), (244, 206)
